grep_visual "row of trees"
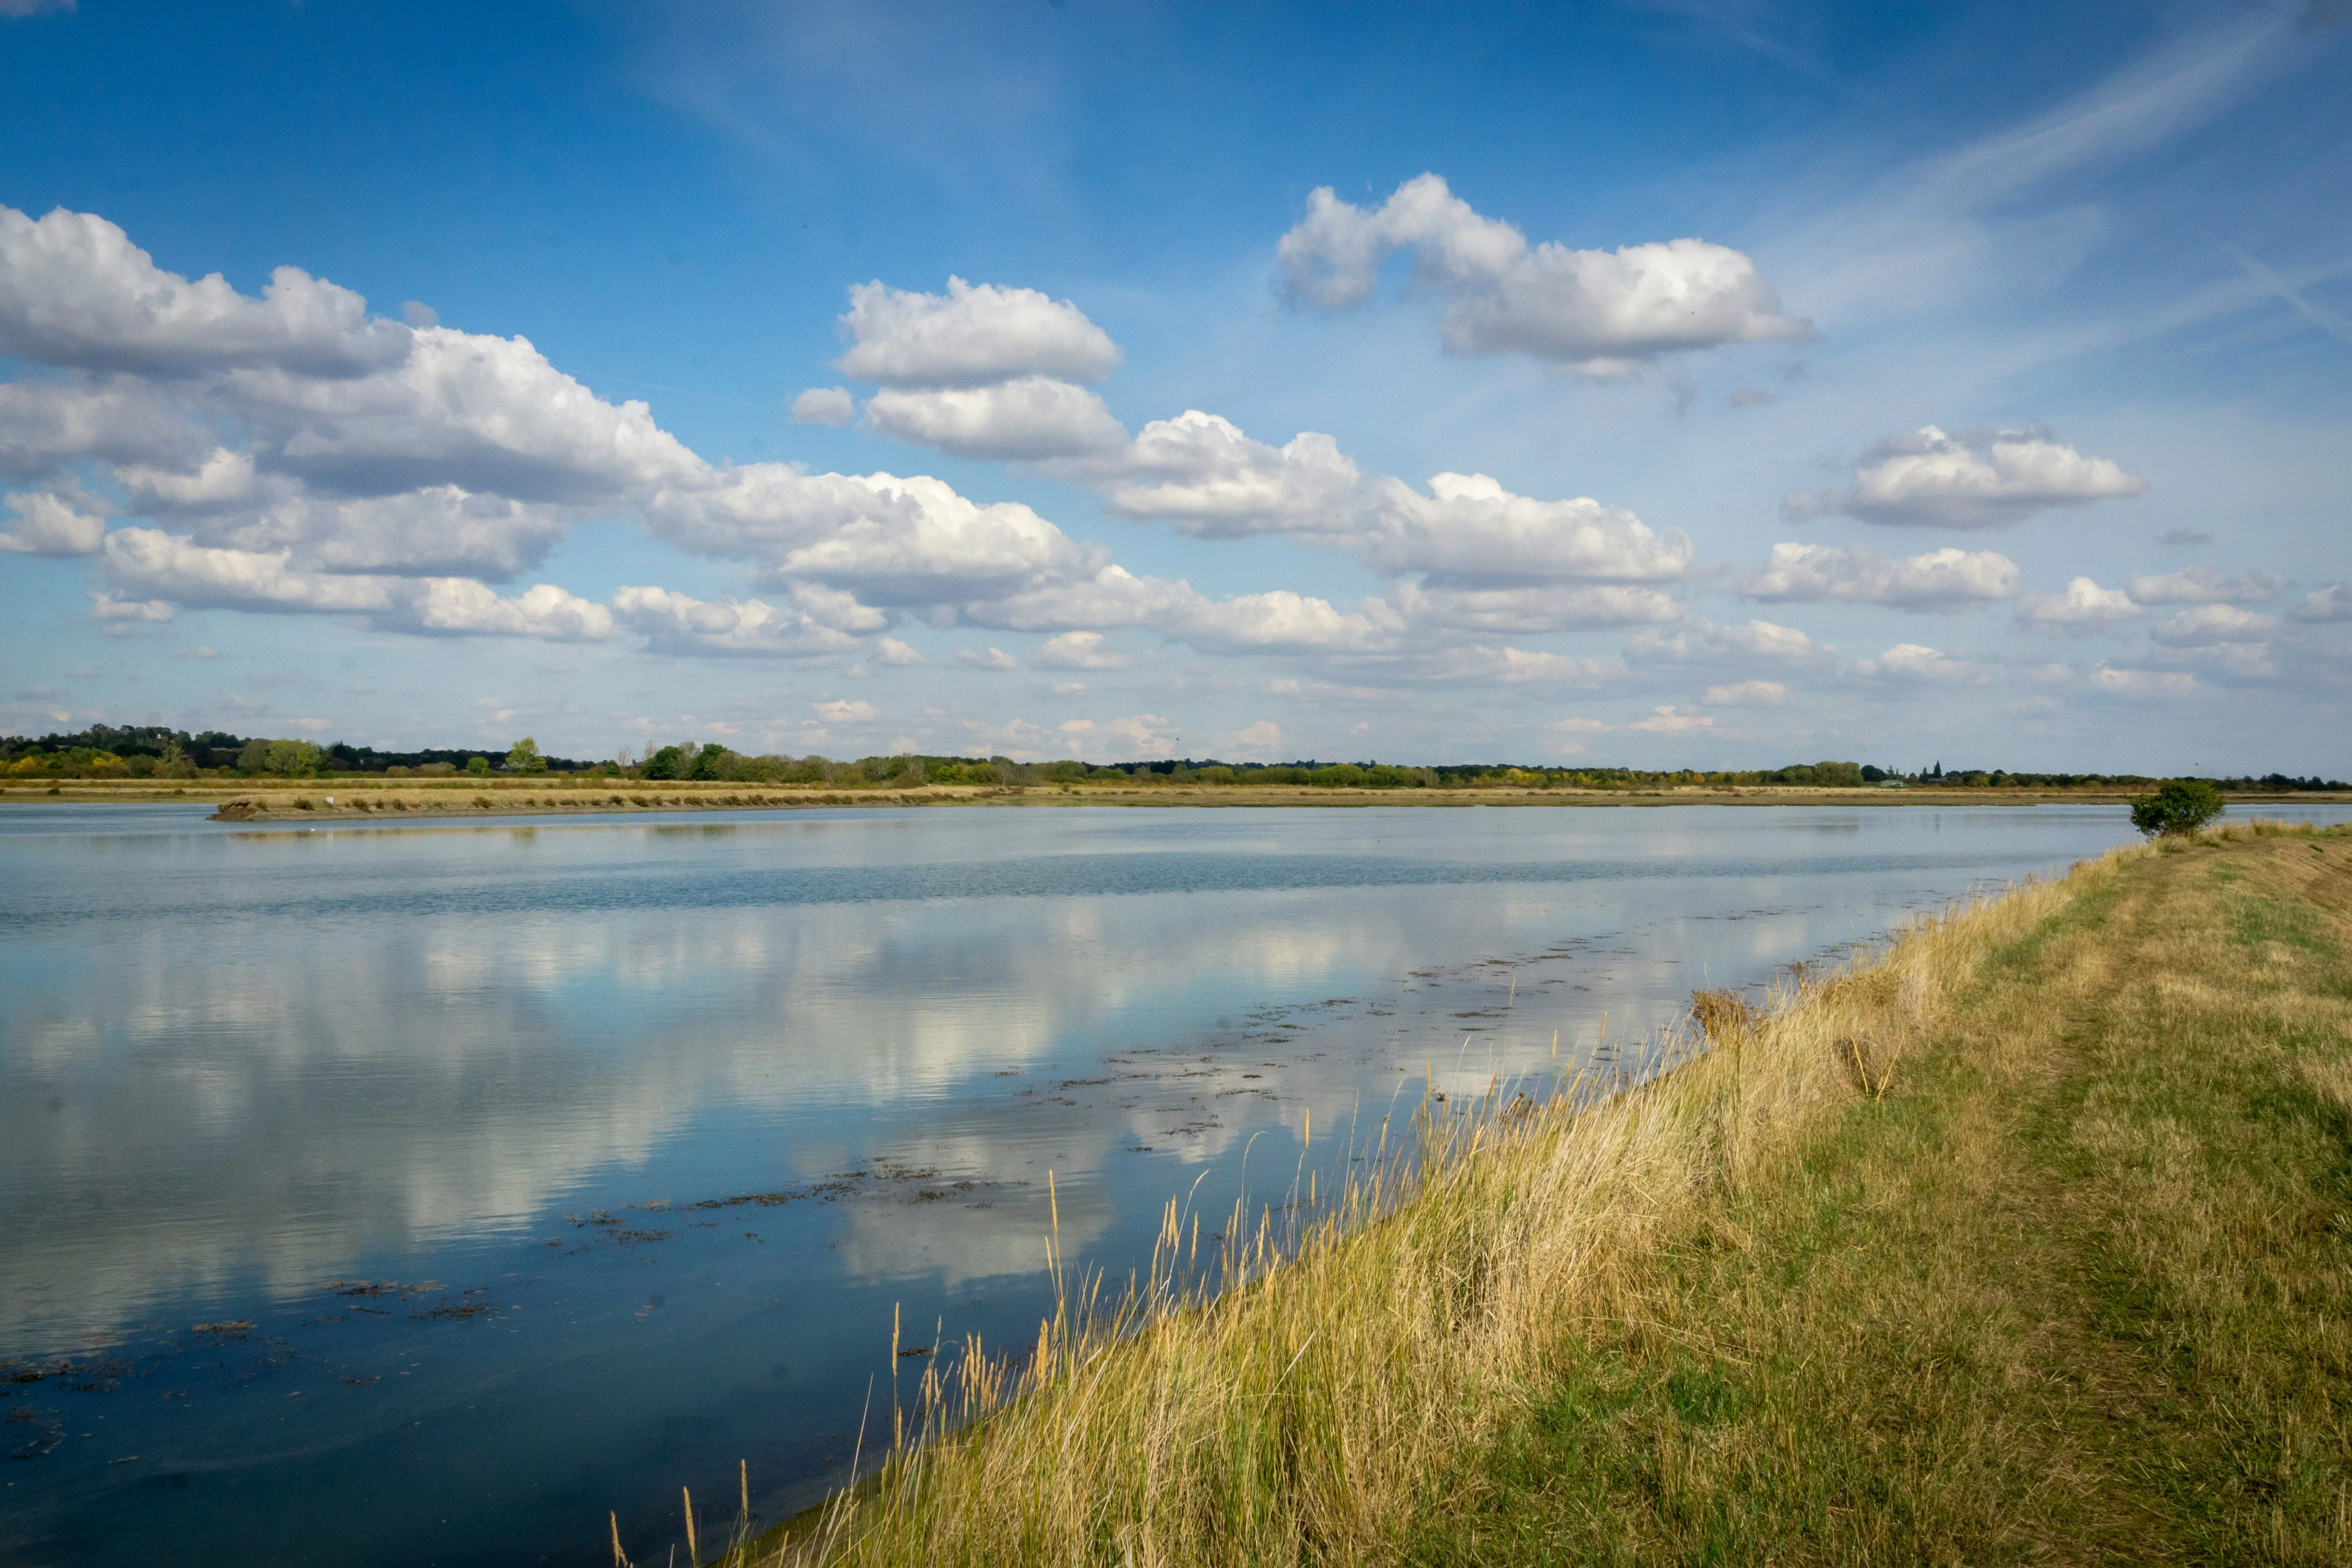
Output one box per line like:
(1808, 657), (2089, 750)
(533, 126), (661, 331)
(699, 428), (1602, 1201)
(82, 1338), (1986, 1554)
(0, 726), (574, 779)
(5, 725), (2345, 792)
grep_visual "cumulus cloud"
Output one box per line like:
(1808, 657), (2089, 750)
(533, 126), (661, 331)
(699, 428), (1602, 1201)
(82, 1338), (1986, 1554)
(1091, 713), (1177, 757)
(1628, 616), (1820, 666)
(1275, 174), (1809, 374)
(1786, 426), (2147, 528)
(2015, 576), (2141, 630)
(835, 277), (1120, 388)
(2292, 584), (2352, 623)
(1349, 472), (1692, 585)
(1700, 680), (1787, 705)
(1741, 541), (2018, 608)
(1384, 579), (1681, 633)
(1629, 705), (1715, 732)
(2151, 603), (2279, 646)
(873, 635), (927, 665)
(2122, 564), (2281, 604)
(1095, 412), (1358, 537)
(0, 205), (410, 377)
(863, 377), (1127, 460)
(2092, 666), (2198, 698)
(1035, 630), (1129, 669)
(0, 487), (107, 554)
(89, 592), (174, 623)
(955, 646), (1020, 670)
(1873, 642), (1983, 681)
(102, 526), (398, 614)
(1224, 720), (1283, 758)
(100, 526), (612, 639)
(612, 585), (861, 658)
(412, 579), (613, 640)
(811, 698), (878, 724)
(791, 387), (857, 426)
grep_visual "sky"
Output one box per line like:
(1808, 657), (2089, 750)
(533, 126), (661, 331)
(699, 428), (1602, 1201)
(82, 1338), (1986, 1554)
(1, 0), (2347, 771)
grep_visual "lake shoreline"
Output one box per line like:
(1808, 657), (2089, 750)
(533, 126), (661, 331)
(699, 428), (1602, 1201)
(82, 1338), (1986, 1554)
(736, 821), (2352, 1566)
(5, 779), (2347, 826)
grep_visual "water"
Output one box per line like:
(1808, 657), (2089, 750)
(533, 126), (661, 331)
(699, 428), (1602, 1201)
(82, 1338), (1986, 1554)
(4, 800), (2343, 1565)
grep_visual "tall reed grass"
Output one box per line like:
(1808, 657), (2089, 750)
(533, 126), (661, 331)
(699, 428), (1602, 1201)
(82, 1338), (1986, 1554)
(692, 852), (2099, 1568)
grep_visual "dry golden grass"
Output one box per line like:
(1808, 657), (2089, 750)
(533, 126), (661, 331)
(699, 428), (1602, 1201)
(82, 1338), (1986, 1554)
(618, 826), (2352, 1568)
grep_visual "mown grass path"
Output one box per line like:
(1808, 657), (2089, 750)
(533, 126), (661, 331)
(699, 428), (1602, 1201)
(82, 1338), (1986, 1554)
(1415, 832), (2352, 1565)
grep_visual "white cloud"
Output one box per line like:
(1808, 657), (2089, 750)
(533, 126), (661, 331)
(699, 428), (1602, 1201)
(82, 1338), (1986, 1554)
(2292, 584), (2352, 624)
(1700, 680), (1787, 705)
(873, 635), (927, 665)
(1874, 642), (1983, 681)
(2016, 576), (2141, 630)
(1224, 720), (1283, 759)
(102, 526), (398, 614)
(2092, 666), (2198, 698)
(766, 478), (1103, 607)
(955, 646), (1020, 670)
(89, 592), (174, 623)
(835, 277), (1120, 388)
(0, 379), (201, 480)
(1096, 412), (1358, 537)
(1169, 588), (1395, 654)
(1786, 426), (2147, 528)
(412, 579), (614, 641)
(811, 698), (878, 724)
(791, 386), (857, 426)
(1034, 630), (1129, 669)
(0, 205), (410, 376)
(1384, 579), (1682, 633)
(2122, 564), (2282, 604)
(1741, 542), (2018, 608)
(863, 377), (1127, 460)
(100, 526), (612, 640)
(140, 478), (570, 578)
(1628, 617), (1820, 666)
(2151, 603), (2279, 646)
(612, 584), (860, 658)
(0, 487), (106, 555)
(1351, 471), (1692, 584)
(1092, 713), (1177, 758)
(1629, 705), (1715, 732)
(1275, 174), (1808, 373)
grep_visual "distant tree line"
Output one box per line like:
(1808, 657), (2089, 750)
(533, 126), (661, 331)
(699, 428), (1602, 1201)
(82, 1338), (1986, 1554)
(4, 724), (2344, 791)
(0, 724), (592, 780)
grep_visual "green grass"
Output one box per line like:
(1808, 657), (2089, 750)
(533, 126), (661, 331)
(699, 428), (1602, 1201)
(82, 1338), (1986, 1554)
(1411, 826), (2352, 1566)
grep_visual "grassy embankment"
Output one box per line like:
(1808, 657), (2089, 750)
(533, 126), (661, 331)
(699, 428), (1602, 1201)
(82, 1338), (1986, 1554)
(3, 776), (2309, 822)
(674, 820), (2352, 1567)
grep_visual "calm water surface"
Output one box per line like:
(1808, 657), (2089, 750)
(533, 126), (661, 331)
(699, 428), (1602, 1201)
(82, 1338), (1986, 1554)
(5, 800), (2345, 1566)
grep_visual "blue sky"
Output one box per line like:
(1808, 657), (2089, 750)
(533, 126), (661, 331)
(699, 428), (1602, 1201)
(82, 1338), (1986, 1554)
(2, 0), (2347, 770)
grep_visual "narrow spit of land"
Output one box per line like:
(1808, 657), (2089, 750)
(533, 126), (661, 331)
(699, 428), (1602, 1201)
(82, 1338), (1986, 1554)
(682, 824), (2351, 1568)
(10, 777), (2343, 823)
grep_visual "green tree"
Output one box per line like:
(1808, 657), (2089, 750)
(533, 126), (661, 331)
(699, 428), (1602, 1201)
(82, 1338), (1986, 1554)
(686, 742), (731, 781)
(641, 744), (685, 780)
(505, 737), (548, 774)
(465, 755), (491, 777)
(2130, 779), (2226, 838)
(238, 738), (322, 777)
